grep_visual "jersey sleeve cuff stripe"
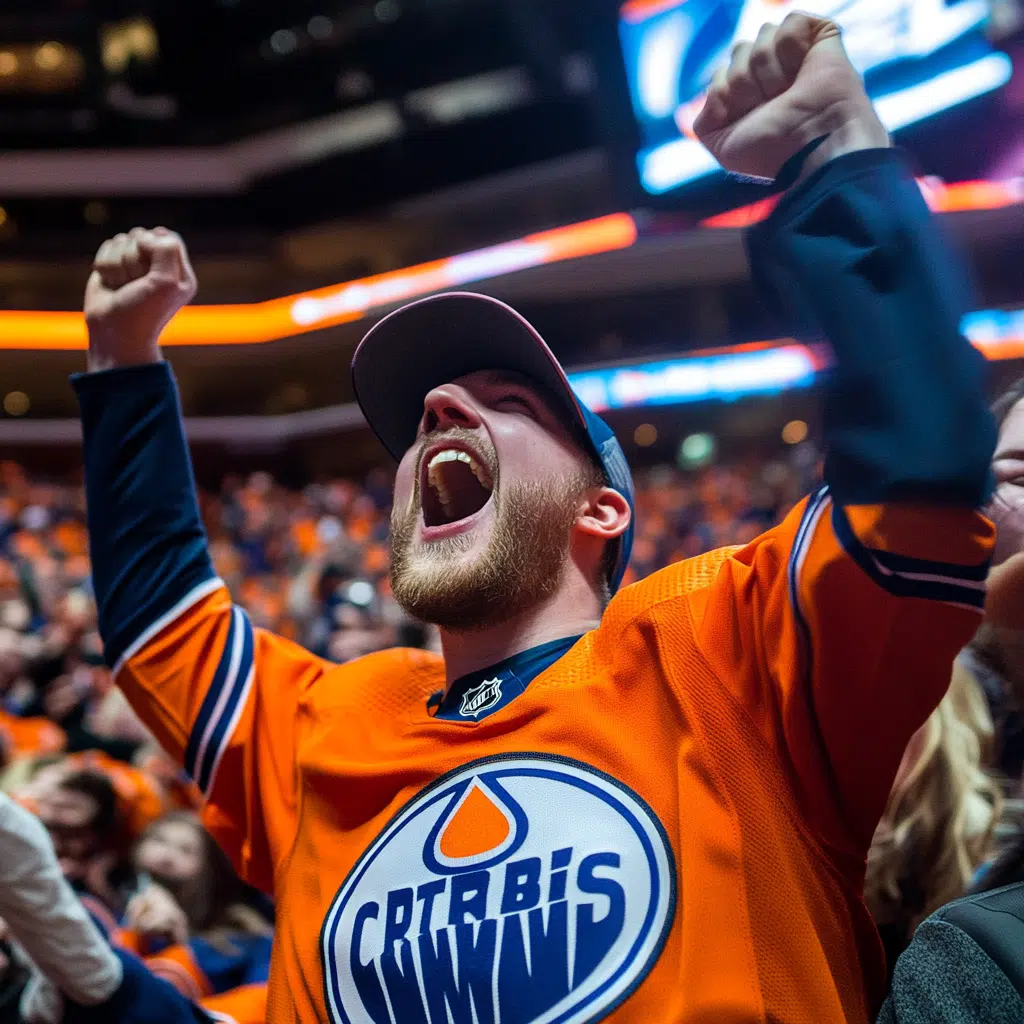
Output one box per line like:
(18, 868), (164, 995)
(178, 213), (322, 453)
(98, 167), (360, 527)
(111, 576), (225, 680)
(189, 608), (255, 795)
(203, 659), (255, 803)
(861, 544), (990, 583)
(192, 606), (246, 792)
(787, 486), (831, 664)
(185, 605), (247, 790)
(184, 605), (238, 785)
(832, 503), (988, 609)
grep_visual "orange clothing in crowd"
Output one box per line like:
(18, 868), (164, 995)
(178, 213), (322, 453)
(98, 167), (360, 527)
(117, 928), (271, 1016)
(0, 709), (65, 759)
(202, 983), (268, 1024)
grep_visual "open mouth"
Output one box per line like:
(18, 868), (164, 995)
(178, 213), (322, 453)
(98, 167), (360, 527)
(421, 447), (494, 528)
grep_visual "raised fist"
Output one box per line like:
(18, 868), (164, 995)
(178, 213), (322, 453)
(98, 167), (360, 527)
(694, 13), (889, 182)
(84, 227), (197, 372)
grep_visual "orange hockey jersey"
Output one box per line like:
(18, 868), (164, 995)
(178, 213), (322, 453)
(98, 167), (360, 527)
(112, 489), (992, 1024)
(75, 150), (998, 1023)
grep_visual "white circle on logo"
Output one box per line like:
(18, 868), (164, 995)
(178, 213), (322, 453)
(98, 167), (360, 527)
(320, 753), (675, 1024)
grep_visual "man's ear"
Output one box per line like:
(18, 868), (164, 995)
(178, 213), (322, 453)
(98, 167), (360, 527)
(575, 486), (631, 543)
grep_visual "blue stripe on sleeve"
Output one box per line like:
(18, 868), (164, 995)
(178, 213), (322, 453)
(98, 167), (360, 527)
(72, 363), (216, 669)
(867, 545), (990, 583)
(183, 607), (239, 785)
(787, 486), (831, 672)
(831, 503), (987, 610)
(195, 609), (254, 795)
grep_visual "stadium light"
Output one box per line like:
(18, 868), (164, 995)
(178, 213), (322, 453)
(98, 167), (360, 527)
(569, 346), (820, 412)
(0, 213), (638, 350)
(569, 311), (1024, 413)
(0, 316), (1023, 443)
(873, 52), (1013, 132)
(0, 192), (1018, 351)
(701, 176), (1024, 228)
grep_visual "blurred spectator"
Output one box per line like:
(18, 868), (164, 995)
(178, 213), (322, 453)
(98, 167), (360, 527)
(877, 880), (1024, 1024)
(866, 387), (1024, 975)
(0, 791), (125, 1024)
(988, 378), (1024, 569)
(866, 661), (1003, 974)
(122, 812), (272, 1005)
(31, 768), (131, 921)
(961, 380), (1024, 781)
(16, 750), (169, 927)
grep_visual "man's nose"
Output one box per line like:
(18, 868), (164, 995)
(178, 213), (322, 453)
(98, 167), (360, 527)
(421, 383), (483, 435)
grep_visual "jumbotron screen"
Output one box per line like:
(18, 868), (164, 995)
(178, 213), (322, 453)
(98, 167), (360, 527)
(618, 0), (1012, 195)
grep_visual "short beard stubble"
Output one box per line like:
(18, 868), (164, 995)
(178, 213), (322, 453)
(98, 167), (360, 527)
(389, 468), (598, 632)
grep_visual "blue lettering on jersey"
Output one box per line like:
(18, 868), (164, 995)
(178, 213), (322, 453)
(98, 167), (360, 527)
(321, 754), (675, 1024)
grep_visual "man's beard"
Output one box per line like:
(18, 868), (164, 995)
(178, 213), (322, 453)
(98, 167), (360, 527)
(389, 471), (592, 632)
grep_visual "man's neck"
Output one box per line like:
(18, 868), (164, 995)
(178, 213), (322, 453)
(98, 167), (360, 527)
(438, 585), (602, 688)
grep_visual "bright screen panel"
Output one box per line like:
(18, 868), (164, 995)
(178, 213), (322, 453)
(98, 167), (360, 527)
(618, 0), (1012, 194)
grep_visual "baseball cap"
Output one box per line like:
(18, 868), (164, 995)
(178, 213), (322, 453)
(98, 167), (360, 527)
(351, 292), (635, 592)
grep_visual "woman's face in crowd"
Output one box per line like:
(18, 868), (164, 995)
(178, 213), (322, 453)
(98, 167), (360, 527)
(991, 397), (1024, 567)
(136, 819), (204, 884)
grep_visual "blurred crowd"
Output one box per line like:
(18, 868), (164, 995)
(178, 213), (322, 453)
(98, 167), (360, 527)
(0, 431), (1020, 1020)
(0, 446), (821, 764)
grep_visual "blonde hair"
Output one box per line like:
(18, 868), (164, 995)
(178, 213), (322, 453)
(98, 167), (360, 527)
(866, 660), (1002, 931)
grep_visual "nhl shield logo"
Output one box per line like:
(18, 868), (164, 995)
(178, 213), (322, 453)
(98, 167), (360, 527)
(459, 677), (503, 718)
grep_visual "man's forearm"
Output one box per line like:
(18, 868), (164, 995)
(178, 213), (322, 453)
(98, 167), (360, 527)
(747, 148), (996, 508)
(73, 363), (216, 669)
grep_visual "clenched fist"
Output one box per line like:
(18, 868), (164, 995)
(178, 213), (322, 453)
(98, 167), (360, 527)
(84, 227), (197, 373)
(694, 13), (889, 183)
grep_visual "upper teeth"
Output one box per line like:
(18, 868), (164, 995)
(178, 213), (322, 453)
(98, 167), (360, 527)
(425, 449), (492, 515)
(428, 449), (474, 470)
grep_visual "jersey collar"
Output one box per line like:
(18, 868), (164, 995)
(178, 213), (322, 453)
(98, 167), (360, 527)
(432, 634), (583, 723)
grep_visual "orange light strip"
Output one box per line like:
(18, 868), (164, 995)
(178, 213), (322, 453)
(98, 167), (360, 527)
(701, 177), (1024, 229)
(0, 213), (638, 351)
(0, 178), (1015, 352)
(619, 0), (686, 23)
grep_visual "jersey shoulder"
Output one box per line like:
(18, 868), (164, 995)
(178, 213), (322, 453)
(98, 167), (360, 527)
(303, 645), (445, 719)
(602, 545), (743, 631)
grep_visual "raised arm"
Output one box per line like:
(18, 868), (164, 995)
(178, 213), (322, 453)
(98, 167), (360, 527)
(687, 16), (996, 855)
(75, 230), (329, 892)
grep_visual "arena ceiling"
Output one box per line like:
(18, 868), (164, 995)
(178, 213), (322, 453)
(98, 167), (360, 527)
(0, 0), (1020, 435)
(0, 2), (1019, 283)
(0, 0), (616, 259)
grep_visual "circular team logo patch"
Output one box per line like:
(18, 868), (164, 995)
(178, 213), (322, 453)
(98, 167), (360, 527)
(320, 754), (675, 1024)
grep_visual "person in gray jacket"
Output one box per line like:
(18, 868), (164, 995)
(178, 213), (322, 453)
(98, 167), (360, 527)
(877, 881), (1024, 1024)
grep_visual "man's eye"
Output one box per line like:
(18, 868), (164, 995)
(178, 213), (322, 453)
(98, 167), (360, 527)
(496, 395), (533, 413)
(994, 458), (1024, 484)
